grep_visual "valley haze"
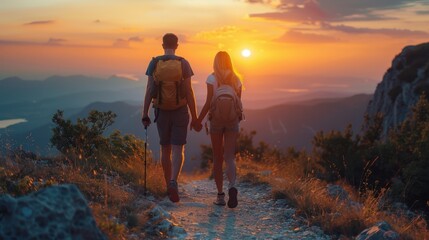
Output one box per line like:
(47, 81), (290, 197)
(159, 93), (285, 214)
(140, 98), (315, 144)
(0, 75), (372, 171)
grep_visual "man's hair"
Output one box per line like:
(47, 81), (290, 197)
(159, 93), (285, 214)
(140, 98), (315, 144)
(162, 33), (178, 49)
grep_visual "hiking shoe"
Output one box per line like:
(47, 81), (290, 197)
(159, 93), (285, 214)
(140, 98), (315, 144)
(168, 180), (180, 203)
(213, 192), (226, 206)
(228, 187), (238, 208)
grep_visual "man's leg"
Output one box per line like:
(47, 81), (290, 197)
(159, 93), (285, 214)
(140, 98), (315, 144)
(171, 144), (185, 181)
(167, 145), (182, 202)
(168, 106), (189, 202)
(160, 144), (172, 187)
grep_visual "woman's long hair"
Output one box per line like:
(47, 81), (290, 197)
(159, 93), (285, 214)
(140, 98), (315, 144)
(213, 51), (242, 92)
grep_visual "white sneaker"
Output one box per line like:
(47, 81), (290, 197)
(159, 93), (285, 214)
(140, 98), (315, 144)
(213, 192), (226, 206)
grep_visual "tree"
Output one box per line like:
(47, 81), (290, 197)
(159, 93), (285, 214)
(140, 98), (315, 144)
(388, 94), (429, 206)
(312, 124), (362, 185)
(51, 110), (116, 160)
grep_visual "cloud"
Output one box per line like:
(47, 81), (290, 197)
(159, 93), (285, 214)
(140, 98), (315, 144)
(24, 20), (55, 26)
(128, 36), (143, 42)
(0, 38), (66, 46)
(196, 26), (251, 40)
(112, 36), (144, 48)
(275, 88), (310, 93)
(245, 0), (275, 5)
(112, 39), (130, 48)
(47, 38), (67, 45)
(322, 23), (429, 38)
(0, 38), (123, 49)
(276, 30), (338, 43)
(248, 0), (417, 22)
(250, 1), (330, 23)
(416, 10), (429, 15)
(112, 73), (139, 81)
(0, 40), (30, 46)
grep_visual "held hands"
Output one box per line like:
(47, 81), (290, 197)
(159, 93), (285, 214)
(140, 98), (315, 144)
(191, 118), (203, 132)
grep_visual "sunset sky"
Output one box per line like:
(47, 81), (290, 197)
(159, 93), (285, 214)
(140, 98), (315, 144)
(1, 0), (428, 97)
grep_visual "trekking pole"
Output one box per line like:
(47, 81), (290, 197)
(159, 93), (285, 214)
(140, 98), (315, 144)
(144, 125), (148, 197)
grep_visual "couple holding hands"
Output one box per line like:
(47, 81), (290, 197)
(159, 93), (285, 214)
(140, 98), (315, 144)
(142, 33), (243, 208)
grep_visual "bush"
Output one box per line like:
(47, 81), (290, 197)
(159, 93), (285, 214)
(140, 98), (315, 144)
(312, 125), (363, 185)
(51, 110), (116, 161)
(313, 94), (429, 208)
(50, 109), (155, 187)
(388, 94), (429, 207)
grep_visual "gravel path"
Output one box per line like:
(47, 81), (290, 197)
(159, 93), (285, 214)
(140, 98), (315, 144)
(157, 179), (331, 240)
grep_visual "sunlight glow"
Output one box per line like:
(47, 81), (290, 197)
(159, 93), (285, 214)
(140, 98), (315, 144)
(241, 49), (251, 58)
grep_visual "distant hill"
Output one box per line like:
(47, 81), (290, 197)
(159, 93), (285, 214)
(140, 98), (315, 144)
(241, 94), (373, 152)
(0, 75), (146, 135)
(0, 75), (145, 105)
(1, 94), (372, 171)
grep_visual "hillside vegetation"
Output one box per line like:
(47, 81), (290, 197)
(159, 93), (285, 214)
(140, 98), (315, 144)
(1, 95), (429, 239)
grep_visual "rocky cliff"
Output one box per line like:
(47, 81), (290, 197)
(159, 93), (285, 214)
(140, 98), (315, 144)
(366, 42), (429, 137)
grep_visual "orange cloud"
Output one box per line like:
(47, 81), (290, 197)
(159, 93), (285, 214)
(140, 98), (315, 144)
(321, 23), (429, 38)
(24, 20), (55, 26)
(277, 30), (338, 43)
(197, 26), (248, 40)
(47, 38), (67, 45)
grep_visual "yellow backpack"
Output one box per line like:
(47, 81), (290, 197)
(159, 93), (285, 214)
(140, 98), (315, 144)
(152, 57), (187, 110)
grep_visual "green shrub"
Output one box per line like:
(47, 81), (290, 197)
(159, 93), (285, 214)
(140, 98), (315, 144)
(312, 125), (363, 185)
(51, 110), (116, 161)
(388, 94), (429, 206)
(50, 109), (153, 186)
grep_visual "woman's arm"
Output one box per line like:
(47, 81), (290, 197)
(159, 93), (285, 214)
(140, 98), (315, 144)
(184, 77), (199, 130)
(197, 83), (214, 122)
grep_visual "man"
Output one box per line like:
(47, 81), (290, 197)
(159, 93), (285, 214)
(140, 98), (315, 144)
(142, 33), (199, 202)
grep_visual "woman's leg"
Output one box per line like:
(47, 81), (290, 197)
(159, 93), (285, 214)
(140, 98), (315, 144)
(211, 132), (224, 194)
(224, 131), (238, 188)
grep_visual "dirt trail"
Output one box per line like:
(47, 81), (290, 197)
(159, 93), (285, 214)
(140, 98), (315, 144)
(157, 178), (330, 239)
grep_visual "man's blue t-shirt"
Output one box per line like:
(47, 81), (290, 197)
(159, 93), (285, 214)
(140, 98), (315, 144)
(145, 55), (194, 79)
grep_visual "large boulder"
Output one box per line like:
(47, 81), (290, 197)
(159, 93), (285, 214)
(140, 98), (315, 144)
(0, 184), (106, 240)
(366, 42), (429, 137)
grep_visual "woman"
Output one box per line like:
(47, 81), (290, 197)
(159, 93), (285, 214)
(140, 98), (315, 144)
(196, 51), (243, 208)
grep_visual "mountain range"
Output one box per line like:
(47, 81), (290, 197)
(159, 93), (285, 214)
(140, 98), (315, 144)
(0, 75), (372, 171)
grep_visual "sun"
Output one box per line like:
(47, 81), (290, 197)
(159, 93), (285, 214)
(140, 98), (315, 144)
(241, 49), (252, 58)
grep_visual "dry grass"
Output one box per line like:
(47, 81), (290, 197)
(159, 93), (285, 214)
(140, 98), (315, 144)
(145, 161), (167, 197)
(0, 154), (166, 239)
(236, 156), (274, 186)
(237, 156), (429, 239)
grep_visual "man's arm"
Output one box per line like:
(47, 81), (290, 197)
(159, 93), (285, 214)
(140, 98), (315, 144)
(185, 77), (198, 130)
(142, 76), (154, 127)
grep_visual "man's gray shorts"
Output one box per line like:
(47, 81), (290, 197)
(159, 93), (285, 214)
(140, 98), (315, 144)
(156, 106), (189, 145)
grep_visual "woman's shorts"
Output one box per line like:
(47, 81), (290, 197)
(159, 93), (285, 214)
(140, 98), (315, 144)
(209, 120), (239, 134)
